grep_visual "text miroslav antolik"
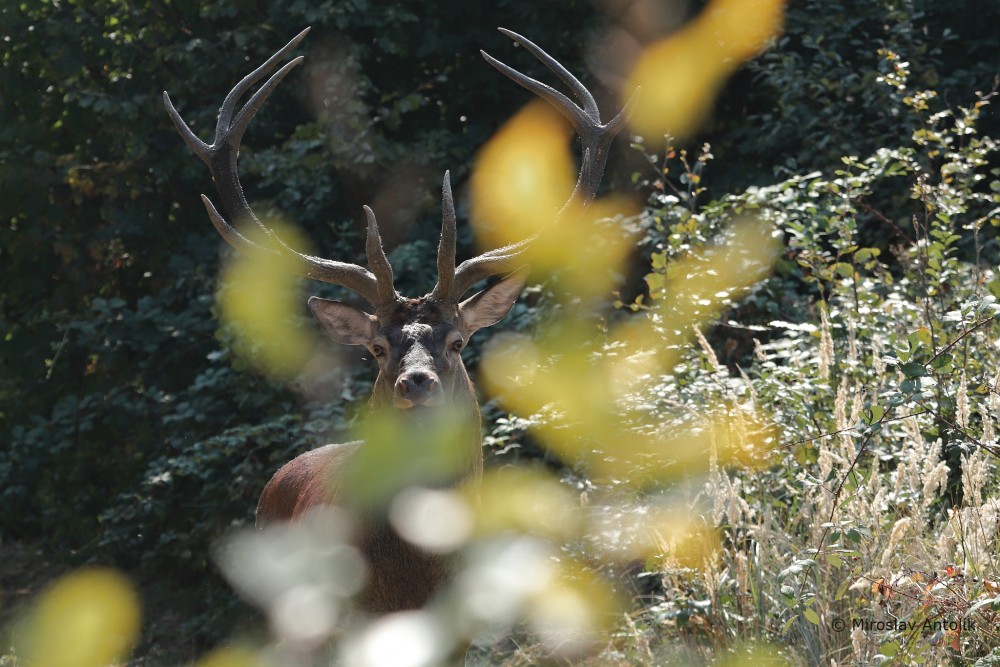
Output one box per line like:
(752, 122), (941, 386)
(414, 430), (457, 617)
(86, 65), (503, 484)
(853, 618), (974, 632)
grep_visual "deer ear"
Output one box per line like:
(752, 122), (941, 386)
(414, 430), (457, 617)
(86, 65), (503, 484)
(458, 266), (529, 337)
(308, 296), (377, 346)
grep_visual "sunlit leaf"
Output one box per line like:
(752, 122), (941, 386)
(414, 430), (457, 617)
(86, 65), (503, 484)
(215, 507), (367, 649)
(470, 100), (639, 298)
(473, 467), (583, 541)
(527, 559), (621, 658)
(390, 487), (474, 554)
(194, 646), (266, 667)
(625, 0), (787, 142)
(471, 100), (574, 248)
(217, 218), (318, 378)
(349, 405), (479, 510)
(21, 568), (141, 667)
(341, 610), (450, 667)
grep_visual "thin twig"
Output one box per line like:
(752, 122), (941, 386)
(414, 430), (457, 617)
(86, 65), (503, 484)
(46, 328), (70, 380)
(779, 409), (928, 450)
(927, 316), (996, 366)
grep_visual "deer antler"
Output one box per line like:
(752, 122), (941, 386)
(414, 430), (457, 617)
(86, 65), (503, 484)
(483, 28), (638, 208)
(430, 28), (638, 304)
(166, 29), (632, 309)
(163, 28), (399, 307)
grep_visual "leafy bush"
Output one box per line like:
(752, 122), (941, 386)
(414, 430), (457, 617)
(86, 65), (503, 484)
(0, 6), (594, 512)
(628, 50), (1000, 664)
(0, 0), (601, 650)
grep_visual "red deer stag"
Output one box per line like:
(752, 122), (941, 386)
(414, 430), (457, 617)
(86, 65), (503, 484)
(164, 27), (633, 613)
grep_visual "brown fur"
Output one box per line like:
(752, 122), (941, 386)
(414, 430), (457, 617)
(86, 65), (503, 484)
(255, 439), (456, 611)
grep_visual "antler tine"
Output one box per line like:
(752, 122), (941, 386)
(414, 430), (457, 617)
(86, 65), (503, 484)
(164, 58), (299, 248)
(163, 28), (310, 171)
(363, 206), (398, 305)
(165, 31), (308, 244)
(216, 28), (311, 145)
(431, 171), (458, 303)
(226, 56), (303, 162)
(570, 85), (640, 205)
(165, 29), (398, 307)
(494, 28), (600, 121)
(449, 30), (635, 297)
(199, 195), (382, 304)
(163, 91), (210, 162)
(481, 27), (638, 206)
(198, 193), (269, 255)
(452, 236), (537, 298)
(479, 50), (592, 137)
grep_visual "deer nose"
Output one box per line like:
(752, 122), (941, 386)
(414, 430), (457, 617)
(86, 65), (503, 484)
(395, 371), (441, 407)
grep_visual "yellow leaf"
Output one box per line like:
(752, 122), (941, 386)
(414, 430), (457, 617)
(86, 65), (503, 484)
(195, 646), (266, 667)
(217, 217), (318, 378)
(22, 568), (141, 667)
(625, 0), (786, 142)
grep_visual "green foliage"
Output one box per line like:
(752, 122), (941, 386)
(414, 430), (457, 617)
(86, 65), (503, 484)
(0, 0), (600, 648)
(711, 0), (1000, 192)
(631, 43), (1000, 663)
(4, 0), (1000, 661)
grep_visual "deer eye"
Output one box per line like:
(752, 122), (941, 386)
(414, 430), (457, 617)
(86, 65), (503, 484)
(371, 344), (386, 358)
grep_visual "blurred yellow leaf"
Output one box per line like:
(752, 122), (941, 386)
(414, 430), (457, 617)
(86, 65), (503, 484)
(638, 511), (721, 569)
(471, 100), (574, 249)
(218, 218), (317, 378)
(715, 645), (790, 666)
(195, 646), (266, 667)
(481, 219), (779, 487)
(348, 405), (478, 510)
(22, 568), (140, 667)
(626, 0), (786, 141)
(593, 413), (776, 484)
(709, 0), (787, 61)
(652, 219), (781, 330)
(474, 467), (583, 541)
(470, 100), (639, 298)
(625, 26), (729, 141)
(528, 559), (621, 657)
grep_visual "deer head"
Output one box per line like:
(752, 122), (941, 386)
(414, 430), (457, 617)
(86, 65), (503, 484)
(163, 27), (634, 426)
(303, 175), (530, 417)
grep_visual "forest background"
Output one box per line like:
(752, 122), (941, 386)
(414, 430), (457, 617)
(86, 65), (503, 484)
(2, 0), (1000, 664)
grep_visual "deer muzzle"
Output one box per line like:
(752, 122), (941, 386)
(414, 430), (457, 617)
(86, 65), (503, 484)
(394, 370), (443, 409)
